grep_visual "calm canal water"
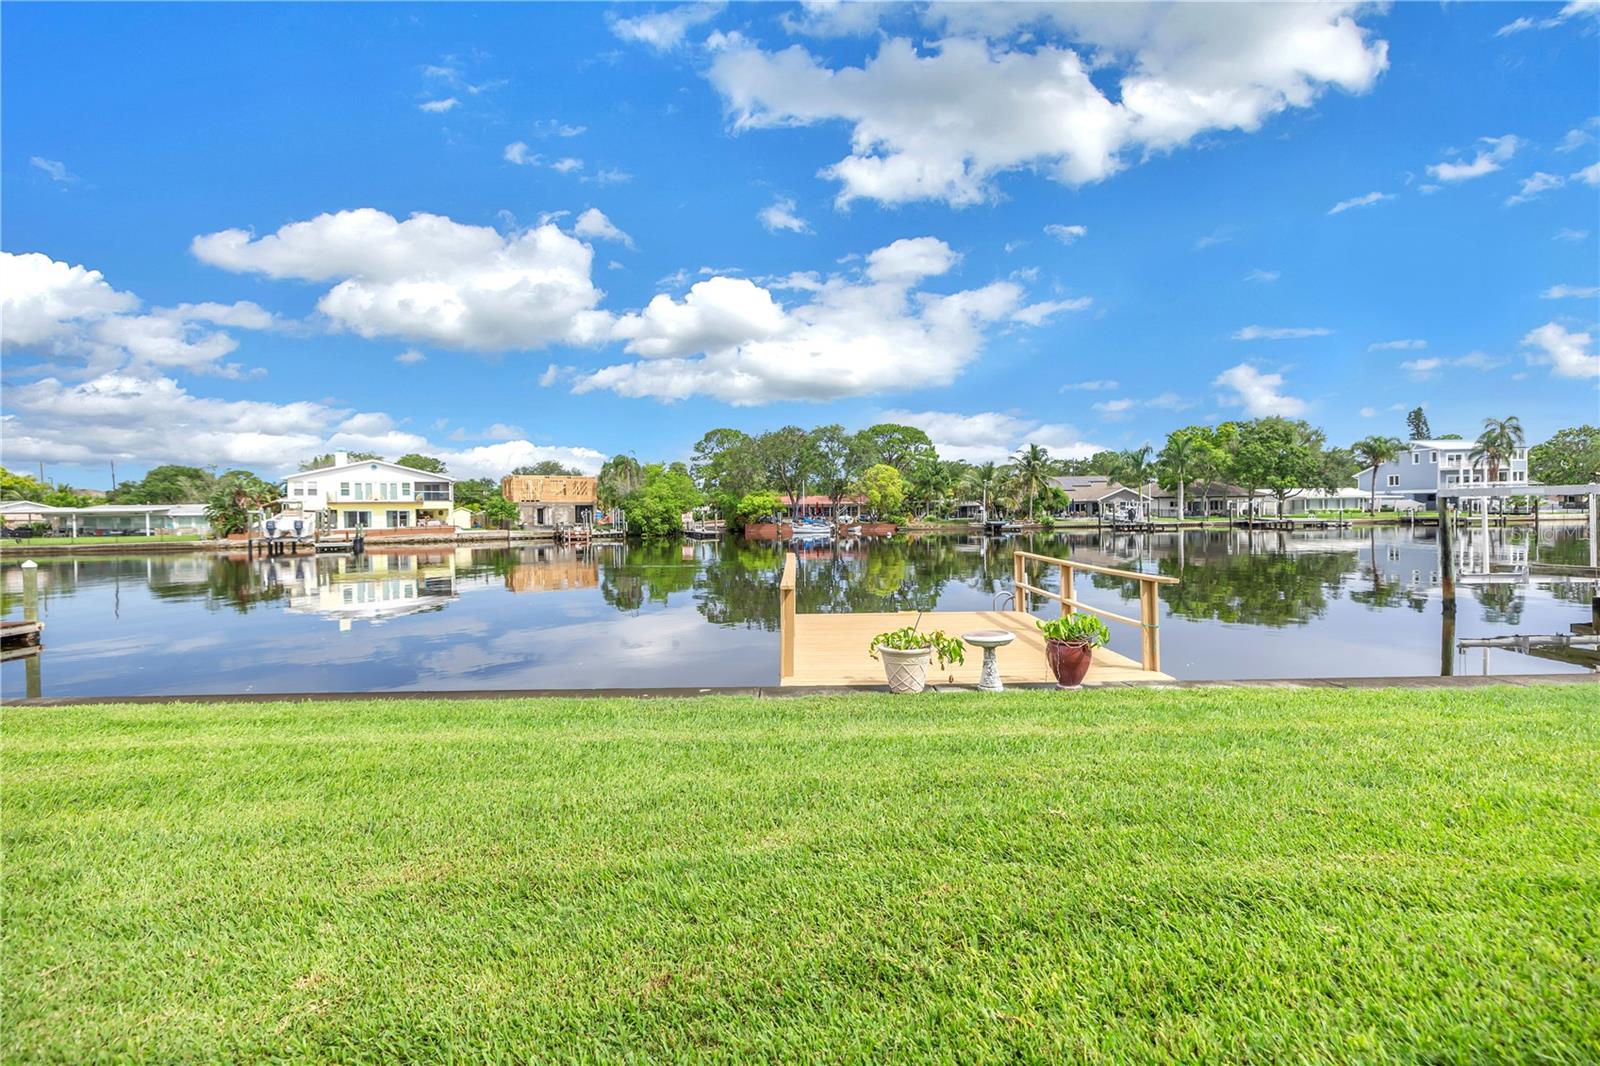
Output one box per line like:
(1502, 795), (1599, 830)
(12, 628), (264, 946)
(2, 526), (1594, 697)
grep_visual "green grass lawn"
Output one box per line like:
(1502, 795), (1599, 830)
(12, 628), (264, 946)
(5, 687), (1596, 1062)
(0, 533), (202, 547)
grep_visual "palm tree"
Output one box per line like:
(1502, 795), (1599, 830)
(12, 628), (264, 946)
(1156, 431), (1201, 520)
(1471, 416), (1525, 485)
(1112, 445), (1155, 519)
(1009, 443), (1053, 522)
(1351, 434), (1404, 515)
(961, 462), (1006, 521)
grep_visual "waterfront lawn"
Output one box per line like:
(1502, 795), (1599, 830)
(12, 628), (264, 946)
(5, 687), (1597, 1062)
(0, 533), (202, 547)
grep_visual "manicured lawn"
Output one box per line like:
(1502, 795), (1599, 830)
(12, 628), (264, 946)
(0, 533), (202, 547)
(4, 687), (1596, 1062)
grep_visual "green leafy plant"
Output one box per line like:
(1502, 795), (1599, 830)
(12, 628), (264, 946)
(868, 627), (966, 669)
(1036, 614), (1111, 647)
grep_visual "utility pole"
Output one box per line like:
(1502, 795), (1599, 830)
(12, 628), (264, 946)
(110, 460), (117, 491)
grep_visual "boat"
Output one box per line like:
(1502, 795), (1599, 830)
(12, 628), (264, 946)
(790, 521), (834, 540)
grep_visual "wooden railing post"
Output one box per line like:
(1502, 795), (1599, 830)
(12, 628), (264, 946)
(1058, 561), (1074, 617)
(779, 552), (797, 680)
(1139, 580), (1160, 673)
(1013, 550), (1027, 612)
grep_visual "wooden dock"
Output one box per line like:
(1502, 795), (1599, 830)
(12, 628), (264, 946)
(782, 609), (1169, 687)
(1, 618), (43, 660)
(777, 549), (1178, 688)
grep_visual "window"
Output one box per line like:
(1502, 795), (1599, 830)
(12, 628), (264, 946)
(1429, 453), (1437, 463)
(343, 510), (372, 529)
(293, 485), (304, 496)
(386, 510), (410, 528)
(1412, 452), (1420, 464)
(402, 482), (411, 497)
(306, 483), (317, 496)
(1387, 475), (1401, 487)
(339, 482), (350, 497)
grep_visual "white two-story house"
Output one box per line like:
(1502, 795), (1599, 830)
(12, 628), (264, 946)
(1356, 438), (1529, 506)
(279, 453), (457, 531)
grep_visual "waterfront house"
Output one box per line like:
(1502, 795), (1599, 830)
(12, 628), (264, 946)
(280, 453), (458, 532)
(1356, 438), (1529, 507)
(1052, 476), (1144, 517)
(1146, 483), (1259, 518)
(779, 494), (868, 521)
(0, 500), (212, 536)
(500, 475), (597, 528)
(1274, 486), (1416, 514)
(953, 500), (985, 520)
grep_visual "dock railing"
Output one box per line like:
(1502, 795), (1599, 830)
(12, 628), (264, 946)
(779, 552), (797, 680)
(1011, 550), (1178, 673)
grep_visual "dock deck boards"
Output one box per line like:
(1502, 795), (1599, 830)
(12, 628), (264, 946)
(784, 610), (1171, 687)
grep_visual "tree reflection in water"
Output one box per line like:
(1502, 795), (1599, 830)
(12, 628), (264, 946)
(5, 524), (1587, 638)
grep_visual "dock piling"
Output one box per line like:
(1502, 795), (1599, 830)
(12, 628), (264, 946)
(20, 560), (42, 698)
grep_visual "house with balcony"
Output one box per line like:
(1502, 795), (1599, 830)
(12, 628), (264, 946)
(1356, 439), (1529, 506)
(280, 453), (458, 531)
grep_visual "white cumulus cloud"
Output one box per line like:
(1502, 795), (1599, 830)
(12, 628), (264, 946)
(1213, 363), (1307, 416)
(610, 2), (725, 50)
(1522, 321), (1599, 379)
(191, 208), (610, 351)
(576, 236), (1036, 404)
(707, 4), (1387, 207)
(759, 196), (811, 234)
(572, 207), (635, 248)
(1, 251), (279, 377)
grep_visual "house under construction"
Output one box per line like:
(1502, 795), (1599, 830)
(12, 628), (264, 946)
(499, 475), (598, 528)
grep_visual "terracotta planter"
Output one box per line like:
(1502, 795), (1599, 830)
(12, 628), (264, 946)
(1044, 639), (1094, 688)
(878, 645), (931, 694)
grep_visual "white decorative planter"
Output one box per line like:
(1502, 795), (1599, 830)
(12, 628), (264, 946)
(878, 646), (932, 694)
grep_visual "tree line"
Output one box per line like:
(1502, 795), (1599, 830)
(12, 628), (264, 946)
(4, 412), (1594, 539)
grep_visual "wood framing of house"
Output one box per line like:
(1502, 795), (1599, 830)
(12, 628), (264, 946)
(499, 475), (599, 528)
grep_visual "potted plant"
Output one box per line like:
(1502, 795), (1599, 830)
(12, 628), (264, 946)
(868, 625), (965, 694)
(1036, 614), (1112, 688)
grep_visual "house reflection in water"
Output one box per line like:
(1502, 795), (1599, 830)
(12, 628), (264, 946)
(265, 551), (459, 630)
(505, 546), (598, 593)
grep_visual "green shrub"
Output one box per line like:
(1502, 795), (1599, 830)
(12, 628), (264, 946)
(1037, 614), (1112, 647)
(867, 627), (966, 669)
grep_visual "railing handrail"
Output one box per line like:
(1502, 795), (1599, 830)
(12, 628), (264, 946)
(778, 552), (797, 679)
(1012, 549), (1178, 585)
(1011, 549), (1174, 673)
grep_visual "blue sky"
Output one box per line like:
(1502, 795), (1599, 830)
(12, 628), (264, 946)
(3, 1), (1597, 486)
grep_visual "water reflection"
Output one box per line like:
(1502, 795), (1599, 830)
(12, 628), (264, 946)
(2, 524), (1593, 697)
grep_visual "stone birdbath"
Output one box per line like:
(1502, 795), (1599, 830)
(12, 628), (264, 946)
(962, 629), (1015, 692)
